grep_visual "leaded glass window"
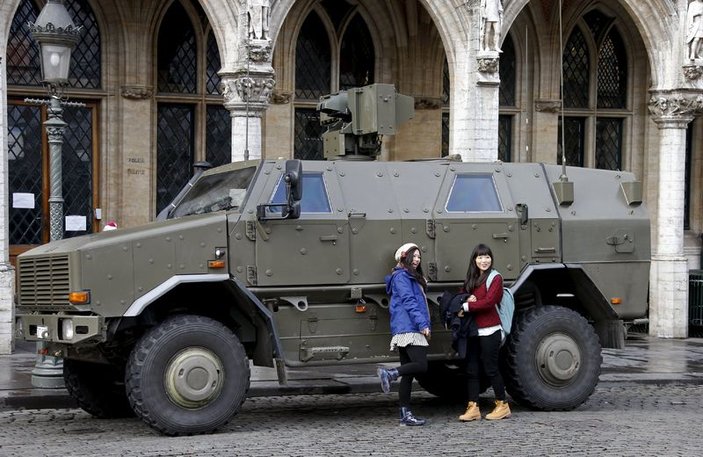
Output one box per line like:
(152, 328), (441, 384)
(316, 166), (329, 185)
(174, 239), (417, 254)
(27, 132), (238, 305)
(441, 113), (450, 157)
(595, 118), (622, 170)
(597, 31), (627, 109)
(295, 12), (331, 100)
(65, 0), (101, 89)
(295, 109), (324, 160)
(557, 117), (585, 167)
(563, 28), (590, 109)
(442, 60), (450, 157)
(206, 105), (231, 166)
(560, 10), (629, 169)
(62, 106), (95, 236)
(499, 37), (516, 107)
(157, 1), (197, 94)
(157, 104), (195, 213)
(8, 104), (42, 244)
(339, 14), (375, 89)
(206, 31), (222, 95)
(7, 0), (41, 86)
(498, 115), (512, 162)
(156, 1), (230, 215)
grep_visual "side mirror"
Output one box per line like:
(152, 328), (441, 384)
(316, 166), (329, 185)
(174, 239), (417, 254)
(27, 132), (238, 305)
(257, 160), (303, 221)
(285, 160), (302, 202)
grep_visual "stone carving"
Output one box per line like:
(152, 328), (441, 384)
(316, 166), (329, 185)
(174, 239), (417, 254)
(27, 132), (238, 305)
(683, 63), (703, 80)
(534, 100), (563, 113)
(271, 89), (292, 104)
(121, 86), (153, 100)
(648, 93), (703, 118)
(247, 0), (270, 40)
(248, 42), (272, 62)
(222, 76), (276, 106)
(687, 0), (703, 60)
(481, 0), (503, 52)
(477, 56), (499, 73)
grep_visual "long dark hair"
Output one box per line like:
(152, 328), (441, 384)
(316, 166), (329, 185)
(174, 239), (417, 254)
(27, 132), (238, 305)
(464, 243), (494, 292)
(399, 246), (427, 291)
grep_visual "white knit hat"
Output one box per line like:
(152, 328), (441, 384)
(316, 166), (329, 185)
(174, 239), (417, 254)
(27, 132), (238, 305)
(394, 242), (418, 262)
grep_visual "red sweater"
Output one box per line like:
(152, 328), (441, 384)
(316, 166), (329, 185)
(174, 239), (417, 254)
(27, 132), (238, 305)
(463, 274), (503, 329)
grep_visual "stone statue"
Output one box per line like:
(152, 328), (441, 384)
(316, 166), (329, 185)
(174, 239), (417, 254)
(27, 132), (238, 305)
(247, 0), (270, 40)
(481, 0), (503, 52)
(688, 0), (703, 60)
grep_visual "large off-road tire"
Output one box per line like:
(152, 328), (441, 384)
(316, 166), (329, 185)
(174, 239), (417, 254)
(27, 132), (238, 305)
(63, 359), (134, 418)
(503, 305), (602, 410)
(417, 361), (466, 402)
(125, 315), (250, 436)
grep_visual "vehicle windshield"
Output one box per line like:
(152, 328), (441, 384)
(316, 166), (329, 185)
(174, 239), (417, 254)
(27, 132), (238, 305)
(170, 166), (257, 218)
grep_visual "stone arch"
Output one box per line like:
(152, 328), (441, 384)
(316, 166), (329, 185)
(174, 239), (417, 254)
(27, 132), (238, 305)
(504, 0), (677, 89)
(191, 0), (240, 68)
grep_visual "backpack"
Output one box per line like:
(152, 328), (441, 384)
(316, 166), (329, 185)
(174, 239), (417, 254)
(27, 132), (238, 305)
(486, 270), (515, 335)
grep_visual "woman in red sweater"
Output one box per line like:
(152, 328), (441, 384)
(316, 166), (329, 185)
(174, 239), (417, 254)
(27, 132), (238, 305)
(458, 243), (511, 421)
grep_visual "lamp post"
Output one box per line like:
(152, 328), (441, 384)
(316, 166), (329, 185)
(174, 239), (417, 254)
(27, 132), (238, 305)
(24, 0), (83, 388)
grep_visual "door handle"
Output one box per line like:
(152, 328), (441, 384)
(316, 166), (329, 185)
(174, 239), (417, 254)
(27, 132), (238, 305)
(320, 235), (338, 242)
(535, 247), (556, 253)
(492, 233), (509, 239)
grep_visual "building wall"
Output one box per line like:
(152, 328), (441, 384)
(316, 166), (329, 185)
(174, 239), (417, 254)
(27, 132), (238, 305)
(0, 0), (701, 352)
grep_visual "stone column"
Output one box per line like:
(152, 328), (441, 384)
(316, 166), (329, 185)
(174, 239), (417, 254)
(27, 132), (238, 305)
(647, 92), (703, 337)
(221, 1), (275, 162)
(0, 54), (15, 354)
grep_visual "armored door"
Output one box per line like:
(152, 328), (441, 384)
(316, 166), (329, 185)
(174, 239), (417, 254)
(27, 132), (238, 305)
(433, 164), (521, 282)
(255, 165), (350, 286)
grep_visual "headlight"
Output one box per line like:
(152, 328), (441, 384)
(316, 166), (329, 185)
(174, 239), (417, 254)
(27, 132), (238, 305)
(60, 318), (74, 340)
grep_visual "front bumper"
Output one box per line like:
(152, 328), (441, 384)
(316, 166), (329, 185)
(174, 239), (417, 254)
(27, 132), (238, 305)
(15, 313), (105, 344)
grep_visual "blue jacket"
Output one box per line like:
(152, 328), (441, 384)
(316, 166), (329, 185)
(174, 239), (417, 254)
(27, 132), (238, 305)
(385, 267), (431, 335)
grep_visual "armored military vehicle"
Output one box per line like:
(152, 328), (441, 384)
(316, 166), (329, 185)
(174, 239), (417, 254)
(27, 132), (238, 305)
(15, 84), (650, 435)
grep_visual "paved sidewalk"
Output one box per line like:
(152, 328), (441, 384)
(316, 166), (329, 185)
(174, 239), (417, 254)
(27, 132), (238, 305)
(1, 333), (702, 411)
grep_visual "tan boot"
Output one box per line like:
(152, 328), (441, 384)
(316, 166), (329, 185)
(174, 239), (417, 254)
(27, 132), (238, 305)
(458, 401), (481, 421)
(485, 400), (511, 420)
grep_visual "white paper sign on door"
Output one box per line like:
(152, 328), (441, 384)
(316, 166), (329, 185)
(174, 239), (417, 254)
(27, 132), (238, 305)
(65, 215), (87, 232)
(12, 192), (35, 209)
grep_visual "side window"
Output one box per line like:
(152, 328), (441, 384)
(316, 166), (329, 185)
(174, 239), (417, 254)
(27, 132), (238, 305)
(446, 174), (502, 212)
(270, 172), (332, 213)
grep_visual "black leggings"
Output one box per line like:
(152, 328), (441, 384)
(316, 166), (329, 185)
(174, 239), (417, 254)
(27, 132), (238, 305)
(396, 345), (428, 407)
(465, 331), (505, 402)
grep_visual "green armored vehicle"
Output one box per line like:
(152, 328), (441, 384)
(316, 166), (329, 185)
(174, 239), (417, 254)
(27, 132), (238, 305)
(15, 85), (650, 435)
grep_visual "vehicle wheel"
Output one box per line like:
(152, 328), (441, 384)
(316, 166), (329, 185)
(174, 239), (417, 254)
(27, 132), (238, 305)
(125, 315), (250, 436)
(503, 305), (602, 410)
(63, 358), (134, 418)
(417, 360), (467, 403)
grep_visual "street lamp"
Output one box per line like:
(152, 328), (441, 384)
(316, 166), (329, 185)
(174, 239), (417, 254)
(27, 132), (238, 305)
(26, 0), (83, 242)
(24, 0), (83, 388)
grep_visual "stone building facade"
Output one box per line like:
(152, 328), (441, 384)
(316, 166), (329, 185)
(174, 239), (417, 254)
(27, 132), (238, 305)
(0, 0), (701, 353)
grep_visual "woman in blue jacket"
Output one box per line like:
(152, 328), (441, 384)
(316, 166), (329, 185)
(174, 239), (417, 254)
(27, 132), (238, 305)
(377, 242), (431, 426)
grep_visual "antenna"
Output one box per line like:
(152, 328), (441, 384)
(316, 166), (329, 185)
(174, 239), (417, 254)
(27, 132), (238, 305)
(244, 43), (251, 161)
(551, 0), (574, 206)
(558, 0), (568, 182)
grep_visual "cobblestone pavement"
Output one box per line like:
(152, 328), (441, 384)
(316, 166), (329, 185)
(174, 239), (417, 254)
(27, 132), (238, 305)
(0, 383), (701, 457)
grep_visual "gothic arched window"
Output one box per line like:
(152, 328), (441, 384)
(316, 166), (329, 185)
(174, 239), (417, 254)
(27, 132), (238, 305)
(559, 10), (629, 170)
(155, 0), (231, 215)
(294, 4), (375, 160)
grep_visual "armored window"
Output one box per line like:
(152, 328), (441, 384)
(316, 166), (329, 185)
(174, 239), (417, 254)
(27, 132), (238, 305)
(171, 166), (257, 218)
(270, 173), (332, 214)
(446, 175), (502, 213)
